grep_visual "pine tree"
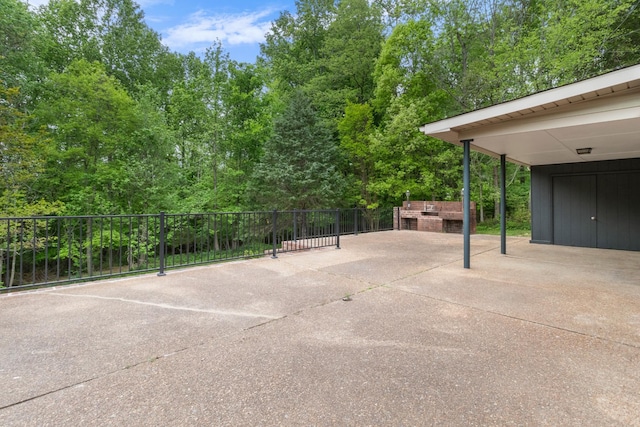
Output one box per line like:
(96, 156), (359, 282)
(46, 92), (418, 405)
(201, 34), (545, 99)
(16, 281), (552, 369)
(249, 91), (345, 210)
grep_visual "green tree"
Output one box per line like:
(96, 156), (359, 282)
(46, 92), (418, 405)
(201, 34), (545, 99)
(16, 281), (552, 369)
(259, 0), (336, 96)
(0, 85), (64, 287)
(369, 100), (461, 206)
(338, 102), (376, 208)
(372, 0), (434, 29)
(311, 0), (384, 118)
(248, 91), (345, 210)
(520, 0), (640, 88)
(124, 84), (179, 213)
(0, 0), (47, 106)
(34, 60), (142, 214)
(167, 45), (230, 212)
(0, 86), (56, 214)
(216, 61), (271, 210)
(37, 0), (178, 98)
(373, 18), (452, 118)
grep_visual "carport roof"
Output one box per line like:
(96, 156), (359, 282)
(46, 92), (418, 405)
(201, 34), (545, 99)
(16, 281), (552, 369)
(419, 64), (640, 166)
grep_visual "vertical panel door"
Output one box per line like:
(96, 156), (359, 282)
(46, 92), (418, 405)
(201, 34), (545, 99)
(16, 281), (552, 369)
(597, 172), (640, 250)
(552, 175), (597, 247)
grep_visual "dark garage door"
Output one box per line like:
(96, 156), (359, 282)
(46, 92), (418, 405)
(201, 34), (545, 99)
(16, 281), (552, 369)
(553, 173), (640, 250)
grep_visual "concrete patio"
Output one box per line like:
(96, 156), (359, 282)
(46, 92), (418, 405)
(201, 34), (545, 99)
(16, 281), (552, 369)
(1, 231), (639, 426)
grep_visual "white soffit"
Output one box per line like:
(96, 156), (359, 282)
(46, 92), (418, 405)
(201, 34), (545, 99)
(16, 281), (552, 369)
(419, 64), (640, 166)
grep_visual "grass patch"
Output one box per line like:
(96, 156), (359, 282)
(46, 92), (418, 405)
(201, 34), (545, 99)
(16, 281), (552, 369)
(476, 220), (531, 237)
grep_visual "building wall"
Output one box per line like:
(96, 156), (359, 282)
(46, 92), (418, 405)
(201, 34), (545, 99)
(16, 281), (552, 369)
(531, 157), (640, 250)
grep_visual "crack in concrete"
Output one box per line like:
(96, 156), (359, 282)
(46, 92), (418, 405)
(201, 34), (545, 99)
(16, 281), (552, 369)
(395, 288), (640, 351)
(48, 293), (280, 319)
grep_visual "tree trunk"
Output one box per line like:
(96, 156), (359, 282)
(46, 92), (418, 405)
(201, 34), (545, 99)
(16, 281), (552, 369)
(213, 230), (220, 251)
(10, 238), (17, 287)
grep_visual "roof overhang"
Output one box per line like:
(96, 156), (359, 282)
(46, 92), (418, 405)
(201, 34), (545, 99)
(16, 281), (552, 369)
(420, 64), (640, 166)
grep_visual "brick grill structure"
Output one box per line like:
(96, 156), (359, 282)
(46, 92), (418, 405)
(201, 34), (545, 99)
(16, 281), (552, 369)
(393, 201), (477, 234)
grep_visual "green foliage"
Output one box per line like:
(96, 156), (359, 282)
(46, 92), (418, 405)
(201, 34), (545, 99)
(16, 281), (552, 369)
(32, 59), (177, 214)
(0, 0), (46, 95)
(0, 86), (59, 216)
(260, 0), (337, 95)
(311, 0), (384, 115)
(248, 91), (346, 210)
(0, 199), (65, 287)
(475, 219), (531, 237)
(338, 102), (377, 208)
(37, 0), (175, 96)
(34, 60), (137, 213)
(369, 99), (462, 206)
(0, 0), (637, 224)
(2, 0), (640, 287)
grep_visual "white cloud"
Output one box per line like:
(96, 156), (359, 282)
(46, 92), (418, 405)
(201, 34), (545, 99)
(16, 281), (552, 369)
(162, 9), (274, 51)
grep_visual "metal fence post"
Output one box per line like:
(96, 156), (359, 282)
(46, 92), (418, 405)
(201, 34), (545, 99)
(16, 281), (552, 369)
(272, 209), (278, 258)
(293, 209), (297, 242)
(336, 209), (341, 249)
(354, 207), (358, 235)
(157, 212), (166, 276)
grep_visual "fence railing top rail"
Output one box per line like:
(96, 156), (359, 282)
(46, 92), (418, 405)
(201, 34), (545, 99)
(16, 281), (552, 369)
(0, 214), (160, 221)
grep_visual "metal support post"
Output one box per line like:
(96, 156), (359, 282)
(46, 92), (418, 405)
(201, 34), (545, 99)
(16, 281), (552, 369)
(500, 154), (507, 255)
(462, 139), (472, 269)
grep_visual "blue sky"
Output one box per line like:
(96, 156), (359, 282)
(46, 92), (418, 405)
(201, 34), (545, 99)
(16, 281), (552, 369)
(26, 0), (296, 63)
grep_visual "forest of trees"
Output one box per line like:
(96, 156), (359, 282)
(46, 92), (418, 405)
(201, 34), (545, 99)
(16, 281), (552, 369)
(2, 0), (639, 221)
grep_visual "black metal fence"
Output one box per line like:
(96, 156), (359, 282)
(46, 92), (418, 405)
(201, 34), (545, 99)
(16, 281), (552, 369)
(0, 207), (393, 293)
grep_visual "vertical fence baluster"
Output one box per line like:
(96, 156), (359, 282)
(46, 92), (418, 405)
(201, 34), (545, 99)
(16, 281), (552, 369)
(336, 209), (340, 249)
(206, 214), (211, 262)
(109, 217), (113, 274)
(145, 216), (150, 270)
(0, 207), (392, 292)
(351, 208), (355, 235)
(4, 220), (9, 287)
(272, 209), (278, 259)
(44, 218), (49, 284)
(18, 220), (24, 286)
(56, 219), (61, 282)
(213, 213), (218, 261)
(158, 212), (166, 276)
(88, 217), (93, 278)
(80, 218), (86, 279)
(128, 216), (133, 273)
(293, 209), (297, 243)
(31, 218), (36, 286)
(117, 217), (122, 274)
(202, 214), (206, 263)
(66, 219), (72, 280)
(98, 218), (103, 276)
